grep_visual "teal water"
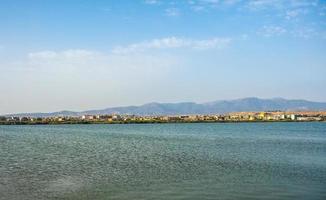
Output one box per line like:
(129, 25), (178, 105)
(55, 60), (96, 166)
(0, 123), (325, 200)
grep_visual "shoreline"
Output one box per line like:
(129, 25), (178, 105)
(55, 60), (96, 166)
(0, 120), (325, 125)
(2, 111), (325, 125)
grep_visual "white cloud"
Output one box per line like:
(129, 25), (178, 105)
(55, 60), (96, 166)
(28, 49), (103, 68)
(285, 9), (308, 20)
(188, 0), (240, 10)
(112, 37), (231, 54)
(28, 49), (100, 60)
(21, 37), (231, 82)
(246, 0), (284, 10)
(26, 49), (101, 68)
(224, 0), (242, 5)
(290, 0), (318, 8)
(162, 0), (321, 12)
(23, 36), (231, 71)
(24, 48), (181, 77)
(200, 0), (219, 3)
(29, 51), (57, 59)
(165, 8), (180, 16)
(258, 25), (287, 37)
(246, 0), (318, 10)
(292, 27), (317, 39)
(144, 0), (160, 5)
(191, 5), (206, 12)
(199, 0), (240, 6)
(285, 9), (300, 19)
(257, 25), (319, 40)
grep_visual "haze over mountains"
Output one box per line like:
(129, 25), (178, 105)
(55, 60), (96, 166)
(5, 97), (326, 117)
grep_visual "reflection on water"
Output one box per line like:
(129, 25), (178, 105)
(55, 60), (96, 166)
(1, 123), (326, 199)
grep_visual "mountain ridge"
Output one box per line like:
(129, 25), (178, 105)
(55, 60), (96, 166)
(4, 97), (326, 117)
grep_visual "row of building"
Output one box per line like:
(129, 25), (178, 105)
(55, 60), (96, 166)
(226, 111), (325, 121)
(1, 111), (326, 124)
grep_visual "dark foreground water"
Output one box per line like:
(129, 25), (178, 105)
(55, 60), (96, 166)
(0, 123), (326, 200)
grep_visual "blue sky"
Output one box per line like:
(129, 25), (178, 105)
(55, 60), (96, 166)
(0, 0), (326, 114)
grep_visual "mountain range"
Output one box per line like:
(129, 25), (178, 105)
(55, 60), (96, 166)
(4, 97), (326, 117)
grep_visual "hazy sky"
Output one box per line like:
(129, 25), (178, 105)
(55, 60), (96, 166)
(1, 0), (326, 114)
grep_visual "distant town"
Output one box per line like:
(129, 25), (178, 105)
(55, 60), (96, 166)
(1, 111), (326, 125)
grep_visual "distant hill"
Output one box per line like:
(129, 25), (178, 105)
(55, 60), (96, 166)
(5, 97), (326, 117)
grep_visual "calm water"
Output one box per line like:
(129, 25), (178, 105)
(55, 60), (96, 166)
(0, 123), (325, 200)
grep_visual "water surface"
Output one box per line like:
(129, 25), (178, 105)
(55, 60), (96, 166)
(1, 123), (325, 199)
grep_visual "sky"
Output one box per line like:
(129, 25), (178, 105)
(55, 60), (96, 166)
(0, 0), (326, 114)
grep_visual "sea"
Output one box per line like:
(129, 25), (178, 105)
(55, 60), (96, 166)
(0, 122), (325, 200)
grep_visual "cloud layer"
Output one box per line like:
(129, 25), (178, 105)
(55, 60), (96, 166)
(25, 36), (230, 70)
(143, 0), (325, 40)
(112, 37), (231, 54)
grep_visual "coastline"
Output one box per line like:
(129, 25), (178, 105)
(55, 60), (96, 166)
(2, 111), (325, 125)
(0, 120), (325, 125)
